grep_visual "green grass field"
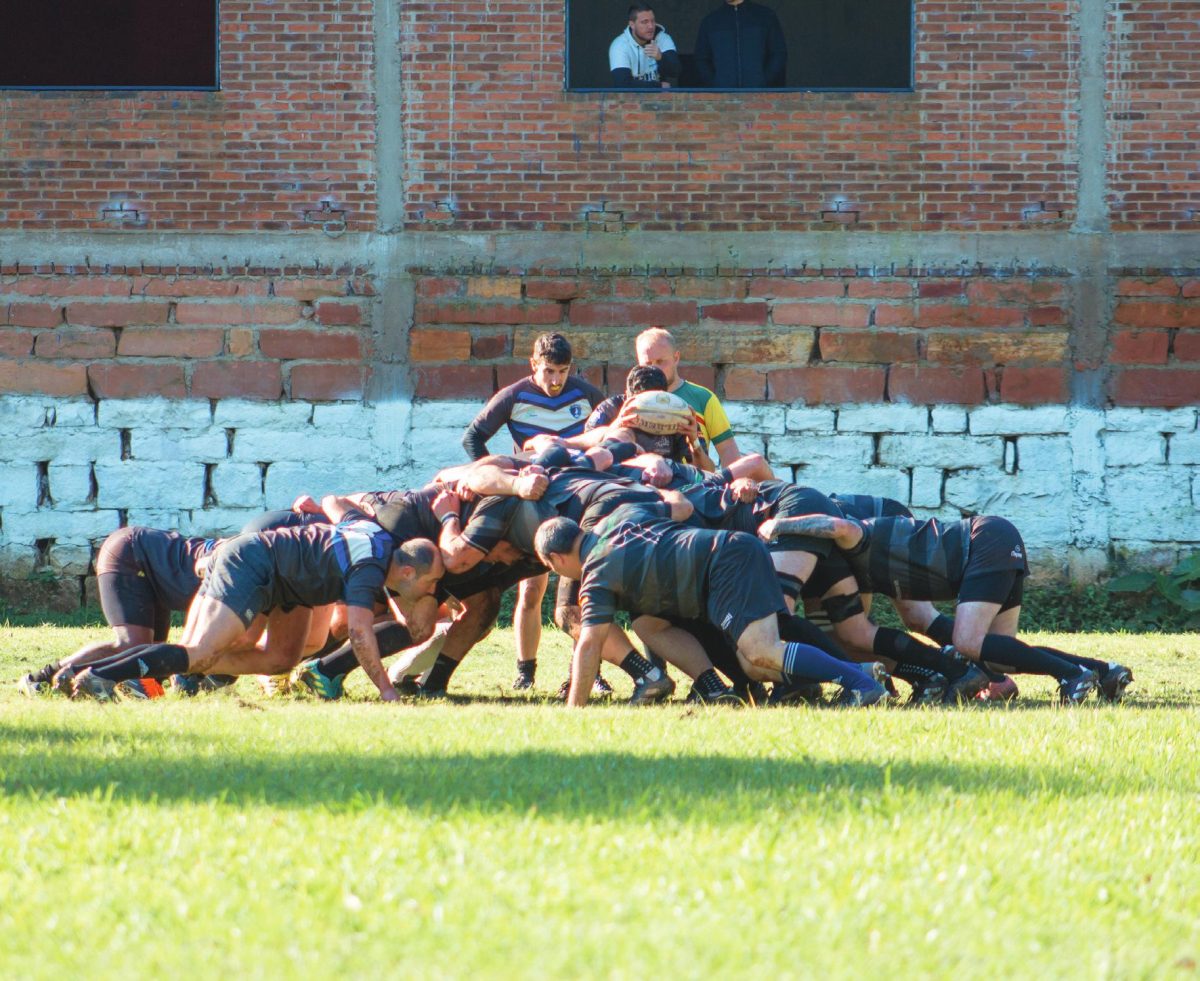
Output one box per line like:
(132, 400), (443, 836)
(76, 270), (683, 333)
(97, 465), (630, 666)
(2, 617), (1198, 979)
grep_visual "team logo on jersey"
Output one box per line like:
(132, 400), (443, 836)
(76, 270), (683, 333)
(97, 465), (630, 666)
(570, 404), (583, 419)
(721, 613), (733, 630)
(1011, 546), (1024, 559)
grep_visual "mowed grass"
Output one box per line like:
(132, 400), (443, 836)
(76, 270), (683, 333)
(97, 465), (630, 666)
(1, 619), (1198, 979)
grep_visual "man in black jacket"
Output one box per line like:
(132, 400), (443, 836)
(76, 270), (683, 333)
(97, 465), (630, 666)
(694, 0), (787, 88)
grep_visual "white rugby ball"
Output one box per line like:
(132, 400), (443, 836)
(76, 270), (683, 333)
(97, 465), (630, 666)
(625, 390), (693, 436)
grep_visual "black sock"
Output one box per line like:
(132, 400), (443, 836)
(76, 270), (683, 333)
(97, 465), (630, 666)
(873, 627), (951, 673)
(422, 654), (460, 692)
(32, 661), (63, 683)
(92, 643), (190, 682)
(892, 662), (944, 686)
(926, 614), (955, 646)
(319, 621), (414, 678)
(778, 612), (852, 660)
(516, 659), (537, 683)
(979, 634), (1082, 681)
(78, 643), (156, 674)
(694, 668), (726, 698)
(1037, 646), (1107, 676)
(618, 650), (655, 680)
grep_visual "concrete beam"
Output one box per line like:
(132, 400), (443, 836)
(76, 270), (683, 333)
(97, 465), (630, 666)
(3, 229), (1199, 273)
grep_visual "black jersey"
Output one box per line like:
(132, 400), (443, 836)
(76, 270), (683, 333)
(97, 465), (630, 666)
(844, 515), (974, 601)
(458, 495), (556, 556)
(830, 493), (912, 521)
(358, 486), (443, 543)
(462, 374), (603, 458)
(95, 527), (217, 612)
(256, 516), (393, 611)
(578, 503), (729, 627)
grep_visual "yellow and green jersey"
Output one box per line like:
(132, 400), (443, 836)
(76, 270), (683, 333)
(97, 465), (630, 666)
(672, 380), (734, 452)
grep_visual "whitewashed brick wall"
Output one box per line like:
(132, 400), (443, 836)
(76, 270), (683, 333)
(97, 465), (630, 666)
(1, 395), (1198, 589)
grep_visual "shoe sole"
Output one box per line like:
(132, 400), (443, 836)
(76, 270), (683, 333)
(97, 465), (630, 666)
(115, 679), (165, 701)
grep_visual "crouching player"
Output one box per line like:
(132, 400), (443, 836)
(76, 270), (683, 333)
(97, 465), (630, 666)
(760, 511), (1133, 703)
(534, 505), (890, 708)
(61, 514), (443, 702)
(20, 526), (219, 698)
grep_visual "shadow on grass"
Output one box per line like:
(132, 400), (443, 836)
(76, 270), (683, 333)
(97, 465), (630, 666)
(0, 722), (1188, 817)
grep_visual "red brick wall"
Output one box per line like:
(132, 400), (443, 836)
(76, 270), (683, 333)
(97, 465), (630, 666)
(0, 266), (374, 401)
(0, 2), (375, 231)
(410, 269), (1077, 404)
(1109, 1), (1200, 230)
(400, 0), (1076, 231)
(3, 267), (1197, 409)
(1110, 274), (1200, 405)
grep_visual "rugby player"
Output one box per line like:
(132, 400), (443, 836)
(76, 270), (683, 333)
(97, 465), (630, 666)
(535, 504), (890, 708)
(635, 327), (741, 468)
(760, 511), (1133, 703)
(19, 526), (219, 698)
(62, 513), (443, 702)
(290, 485), (534, 699)
(461, 331), (605, 691)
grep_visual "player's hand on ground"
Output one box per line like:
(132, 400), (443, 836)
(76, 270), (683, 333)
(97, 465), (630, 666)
(379, 687), (402, 702)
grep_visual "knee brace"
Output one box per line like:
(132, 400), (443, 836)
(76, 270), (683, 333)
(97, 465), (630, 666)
(821, 592), (865, 625)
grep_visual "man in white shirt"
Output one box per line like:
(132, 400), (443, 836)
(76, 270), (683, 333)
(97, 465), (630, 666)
(608, 3), (680, 88)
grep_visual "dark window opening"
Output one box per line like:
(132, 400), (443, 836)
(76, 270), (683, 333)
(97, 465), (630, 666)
(0, 0), (219, 90)
(568, 0), (912, 92)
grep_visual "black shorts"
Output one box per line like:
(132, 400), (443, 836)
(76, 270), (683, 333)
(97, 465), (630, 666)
(768, 486), (838, 558)
(439, 557), (546, 603)
(958, 516), (1028, 608)
(199, 534), (275, 628)
(94, 527), (170, 637)
(704, 532), (786, 647)
(958, 570), (1025, 610)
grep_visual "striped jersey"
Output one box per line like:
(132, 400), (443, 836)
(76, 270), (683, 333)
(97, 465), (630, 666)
(578, 503), (726, 627)
(462, 375), (603, 458)
(256, 513), (393, 610)
(843, 515), (973, 601)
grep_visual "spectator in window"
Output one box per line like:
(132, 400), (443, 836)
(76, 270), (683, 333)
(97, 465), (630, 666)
(694, 0), (787, 88)
(608, 3), (680, 88)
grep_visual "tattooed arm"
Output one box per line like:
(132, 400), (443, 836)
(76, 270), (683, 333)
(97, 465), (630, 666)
(757, 513), (864, 549)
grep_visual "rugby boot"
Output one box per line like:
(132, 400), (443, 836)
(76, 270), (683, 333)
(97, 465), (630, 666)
(17, 673), (50, 697)
(1059, 668), (1098, 705)
(291, 660), (344, 701)
(976, 675), (1020, 703)
(907, 671), (949, 706)
(628, 669), (675, 705)
(942, 662), (990, 705)
(170, 674), (201, 697)
(115, 678), (166, 700)
(71, 668), (116, 701)
(1098, 663), (1133, 703)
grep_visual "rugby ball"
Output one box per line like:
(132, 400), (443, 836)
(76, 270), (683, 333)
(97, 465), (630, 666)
(625, 390), (693, 436)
